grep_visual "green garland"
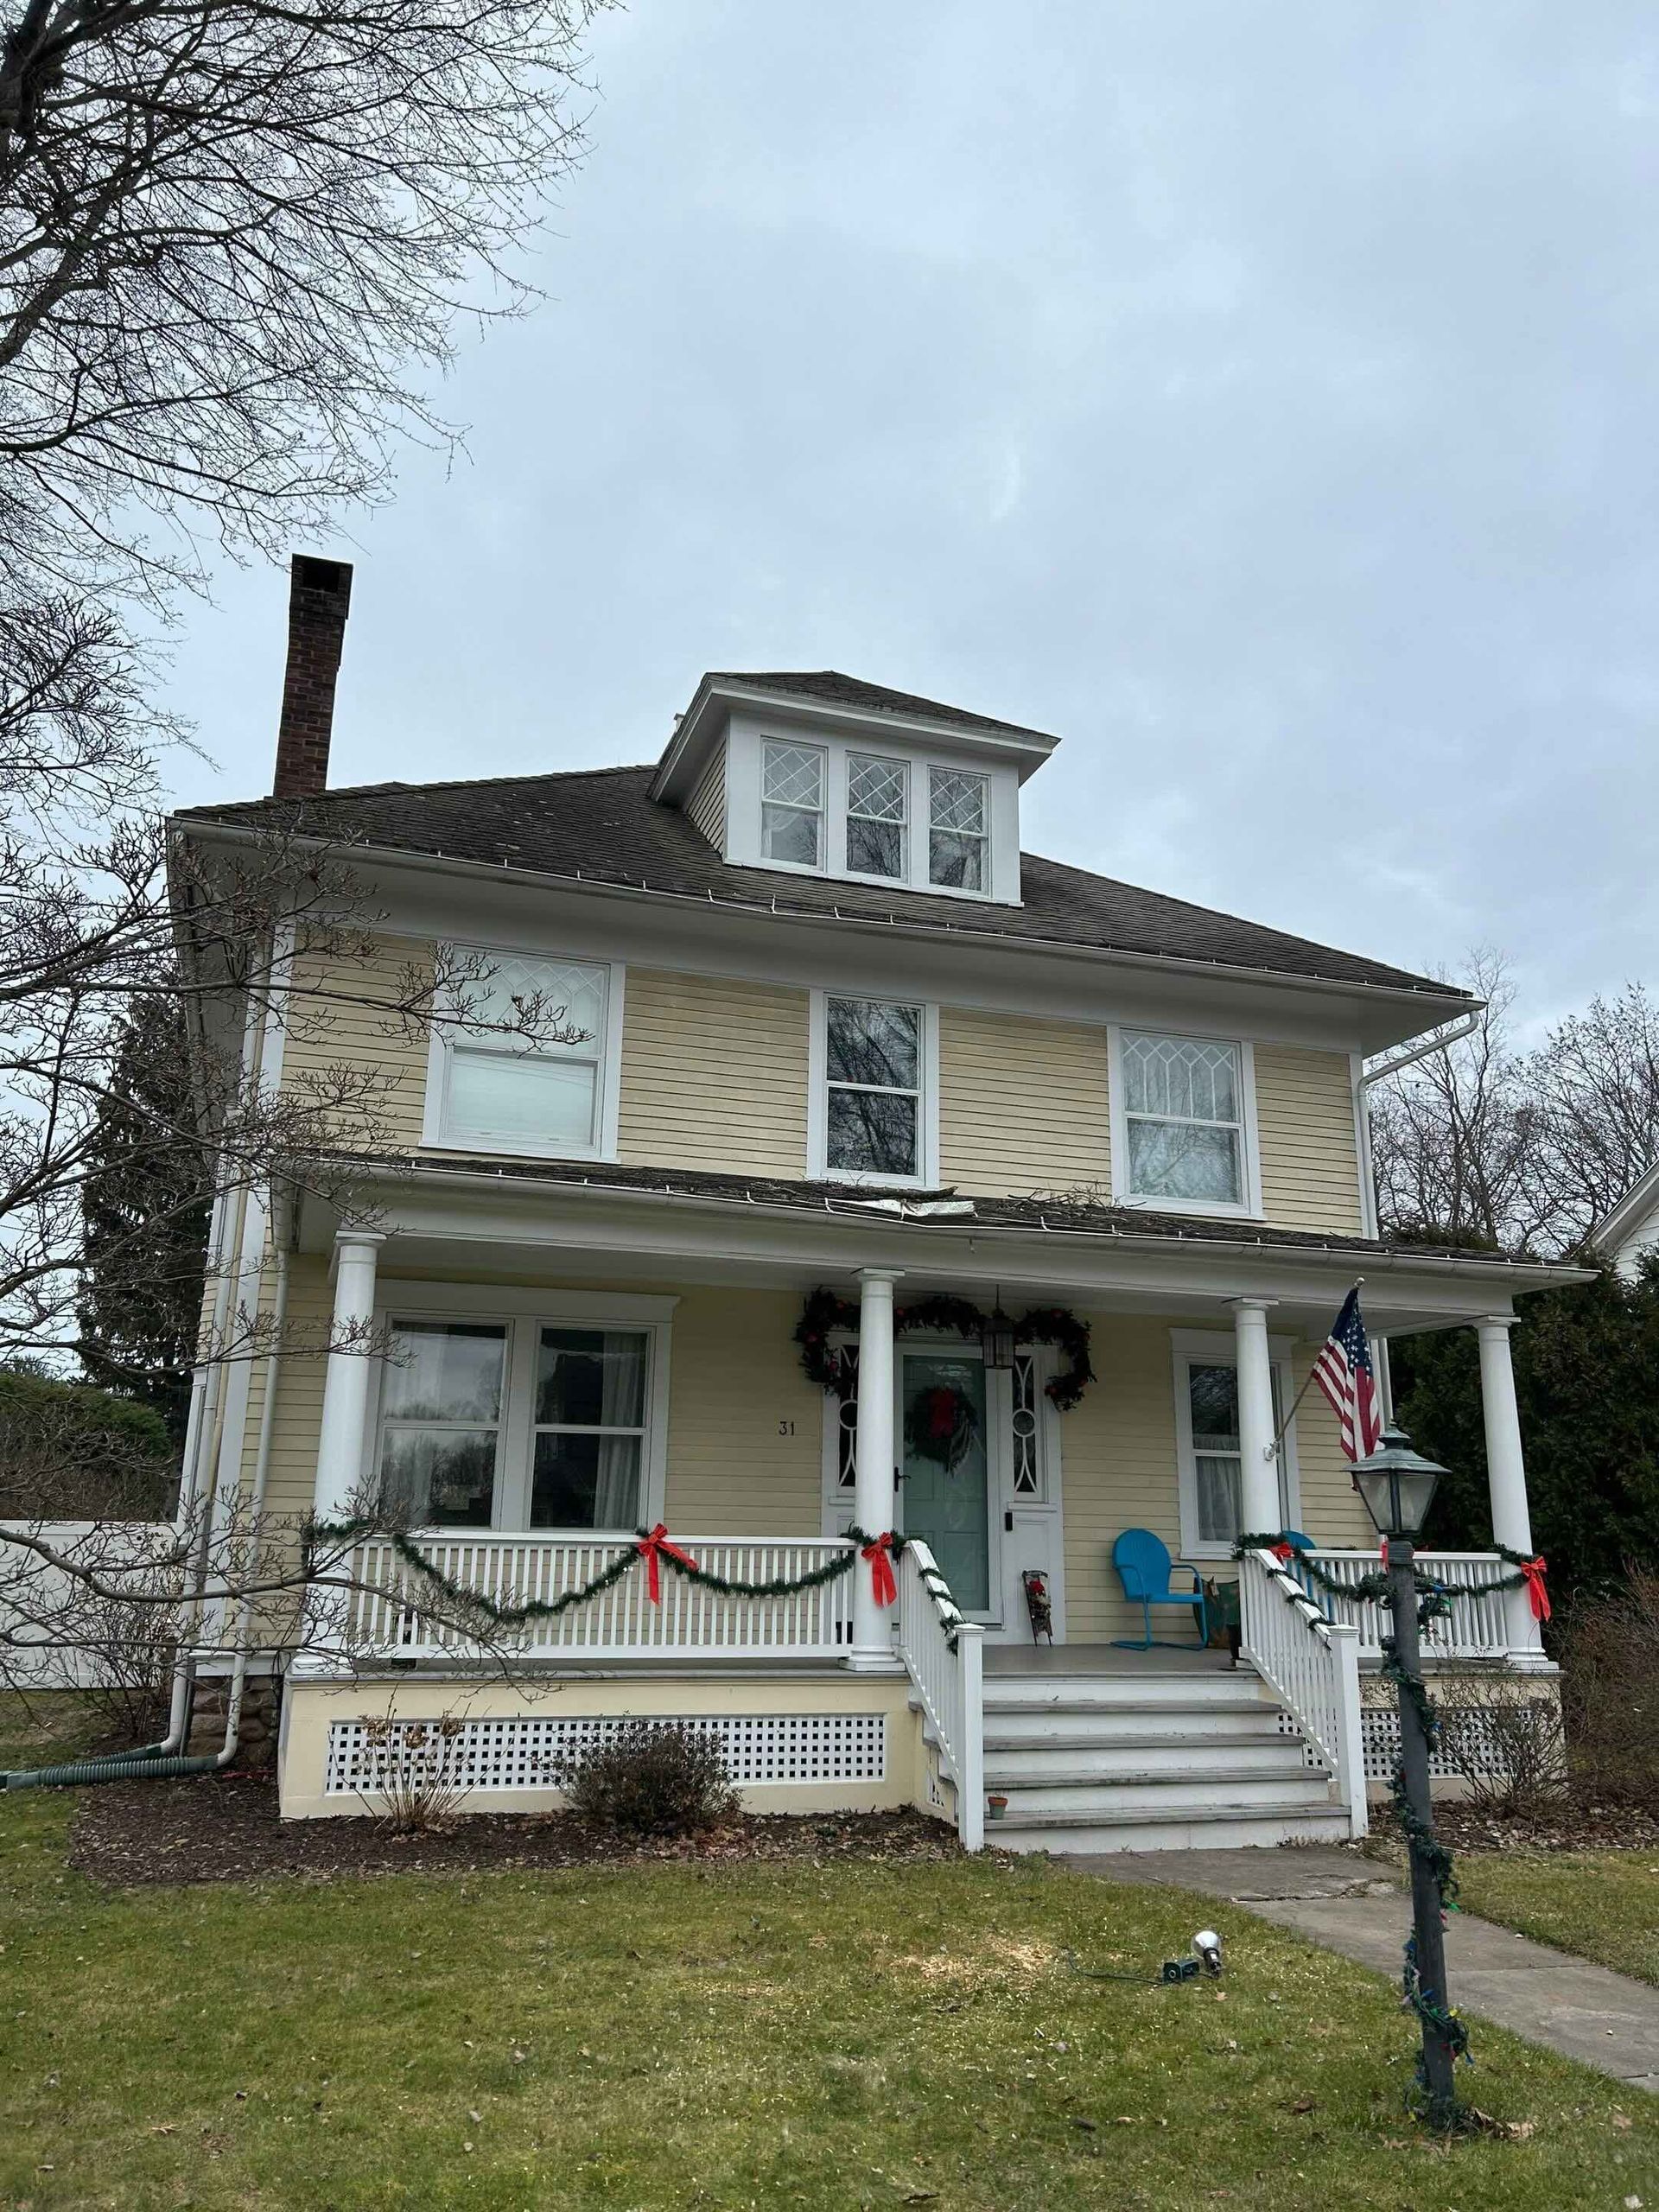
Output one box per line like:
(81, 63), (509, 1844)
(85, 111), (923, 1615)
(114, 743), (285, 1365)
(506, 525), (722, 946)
(795, 1288), (1095, 1411)
(308, 1516), (907, 1628)
(1232, 1533), (1549, 1611)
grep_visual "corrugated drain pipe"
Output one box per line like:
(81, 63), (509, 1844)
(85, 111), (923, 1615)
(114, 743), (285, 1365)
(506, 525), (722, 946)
(3, 1244), (289, 1792)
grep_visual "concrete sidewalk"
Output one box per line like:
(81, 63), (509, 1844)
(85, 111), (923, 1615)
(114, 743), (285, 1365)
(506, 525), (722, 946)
(1062, 1844), (1659, 2094)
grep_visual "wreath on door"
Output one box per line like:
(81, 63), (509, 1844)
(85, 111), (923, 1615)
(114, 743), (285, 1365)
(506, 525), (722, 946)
(906, 1382), (981, 1473)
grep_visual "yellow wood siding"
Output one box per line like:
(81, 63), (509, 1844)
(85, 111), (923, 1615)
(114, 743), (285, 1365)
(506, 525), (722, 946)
(686, 746), (727, 849)
(618, 968), (808, 1179)
(938, 1006), (1110, 1196)
(1255, 1044), (1363, 1233)
(658, 1287), (823, 1530)
(281, 936), (432, 1149)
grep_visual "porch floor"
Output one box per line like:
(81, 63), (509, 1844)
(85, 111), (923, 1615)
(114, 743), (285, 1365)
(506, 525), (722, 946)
(984, 1642), (1236, 1677)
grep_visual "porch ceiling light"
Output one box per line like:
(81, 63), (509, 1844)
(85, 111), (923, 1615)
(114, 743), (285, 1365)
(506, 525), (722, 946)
(1349, 1426), (1447, 1541)
(982, 1301), (1016, 1371)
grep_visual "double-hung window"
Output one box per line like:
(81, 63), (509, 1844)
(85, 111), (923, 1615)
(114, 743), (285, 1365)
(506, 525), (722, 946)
(531, 1327), (650, 1529)
(1172, 1335), (1297, 1556)
(1120, 1032), (1249, 1208)
(928, 767), (988, 891)
(845, 753), (906, 879)
(761, 741), (826, 867)
(432, 950), (614, 1159)
(378, 1320), (506, 1528)
(820, 995), (927, 1180)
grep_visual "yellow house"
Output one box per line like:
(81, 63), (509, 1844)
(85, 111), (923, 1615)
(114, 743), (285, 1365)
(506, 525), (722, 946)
(168, 557), (1575, 1849)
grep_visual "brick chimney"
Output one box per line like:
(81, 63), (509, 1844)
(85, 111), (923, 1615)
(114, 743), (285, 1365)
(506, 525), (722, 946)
(272, 554), (353, 798)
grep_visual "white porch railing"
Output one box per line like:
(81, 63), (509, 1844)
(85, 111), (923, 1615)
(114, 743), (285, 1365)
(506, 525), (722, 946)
(1305, 1549), (1512, 1661)
(345, 1533), (855, 1661)
(1238, 1548), (1367, 1837)
(894, 1539), (985, 1852)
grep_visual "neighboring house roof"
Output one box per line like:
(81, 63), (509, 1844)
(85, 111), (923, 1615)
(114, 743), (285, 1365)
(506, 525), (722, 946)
(1592, 1160), (1659, 1262)
(333, 1147), (1579, 1277)
(177, 763), (1467, 1001)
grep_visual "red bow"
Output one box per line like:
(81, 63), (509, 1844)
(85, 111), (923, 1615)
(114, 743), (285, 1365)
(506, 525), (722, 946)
(1270, 1540), (1295, 1564)
(861, 1531), (899, 1608)
(1519, 1555), (1551, 1624)
(636, 1523), (700, 1605)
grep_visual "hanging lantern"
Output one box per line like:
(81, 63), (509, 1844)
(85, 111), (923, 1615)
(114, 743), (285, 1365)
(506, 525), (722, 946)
(982, 1295), (1016, 1371)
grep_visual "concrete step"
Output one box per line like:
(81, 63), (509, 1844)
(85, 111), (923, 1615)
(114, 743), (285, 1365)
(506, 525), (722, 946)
(982, 1706), (1298, 1749)
(987, 1769), (1333, 1817)
(982, 1727), (1306, 1776)
(987, 1800), (1353, 1856)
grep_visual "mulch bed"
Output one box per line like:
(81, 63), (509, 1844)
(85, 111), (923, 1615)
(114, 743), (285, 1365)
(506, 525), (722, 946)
(68, 1772), (969, 1888)
(1370, 1796), (1659, 1857)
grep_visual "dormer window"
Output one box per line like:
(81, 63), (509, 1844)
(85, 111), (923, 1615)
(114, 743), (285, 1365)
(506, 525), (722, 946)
(928, 767), (988, 892)
(760, 741), (825, 867)
(846, 753), (907, 880)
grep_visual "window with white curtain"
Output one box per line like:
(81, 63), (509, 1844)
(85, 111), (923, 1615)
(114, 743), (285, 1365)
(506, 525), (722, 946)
(760, 741), (825, 867)
(1120, 1032), (1247, 1206)
(435, 951), (613, 1158)
(531, 1327), (650, 1529)
(377, 1320), (506, 1527)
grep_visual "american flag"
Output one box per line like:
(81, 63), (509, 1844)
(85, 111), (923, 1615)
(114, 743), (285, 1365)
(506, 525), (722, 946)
(1311, 1287), (1382, 1461)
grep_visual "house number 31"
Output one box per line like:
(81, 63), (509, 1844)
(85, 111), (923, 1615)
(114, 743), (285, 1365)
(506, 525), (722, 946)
(777, 1419), (796, 1436)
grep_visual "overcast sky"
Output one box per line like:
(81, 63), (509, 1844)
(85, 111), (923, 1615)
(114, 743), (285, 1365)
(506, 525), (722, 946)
(162, 3), (1659, 1036)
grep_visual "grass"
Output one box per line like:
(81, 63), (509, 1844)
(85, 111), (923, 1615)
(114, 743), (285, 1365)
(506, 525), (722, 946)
(1456, 1848), (1659, 1987)
(2, 1707), (1656, 2209)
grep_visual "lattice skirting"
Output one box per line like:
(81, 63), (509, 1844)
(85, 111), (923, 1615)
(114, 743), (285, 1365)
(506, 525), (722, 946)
(325, 1711), (887, 1797)
(1361, 1705), (1520, 1781)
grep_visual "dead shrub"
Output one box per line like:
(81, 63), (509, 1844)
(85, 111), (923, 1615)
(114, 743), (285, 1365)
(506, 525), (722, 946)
(355, 1712), (471, 1833)
(556, 1721), (736, 1837)
(1557, 1569), (1659, 1813)
(1437, 1668), (1567, 1818)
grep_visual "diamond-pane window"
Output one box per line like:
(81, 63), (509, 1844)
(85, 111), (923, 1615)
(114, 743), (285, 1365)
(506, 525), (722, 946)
(761, 741), (825, 867)
(928, 767), (988, 890)
(846, 753), (906, 880)
(1122, 1033), (1244, 1205)
(439, 948), (609, 1155)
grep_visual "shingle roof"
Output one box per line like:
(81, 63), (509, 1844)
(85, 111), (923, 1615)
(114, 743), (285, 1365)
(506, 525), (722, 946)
(704, 670), (1058, 744)
(178, 763), (1461, 999)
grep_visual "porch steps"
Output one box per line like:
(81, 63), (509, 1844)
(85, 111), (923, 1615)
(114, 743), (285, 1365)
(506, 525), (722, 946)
(975, 1665), (1351, 1856)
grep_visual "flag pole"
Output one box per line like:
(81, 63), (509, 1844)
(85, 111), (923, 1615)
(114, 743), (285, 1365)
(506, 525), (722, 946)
(1265, 1278), (1363, 1463)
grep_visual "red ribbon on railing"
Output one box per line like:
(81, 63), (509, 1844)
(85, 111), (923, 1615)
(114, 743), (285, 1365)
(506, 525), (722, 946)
(635, 1523), (700, 1605)
(1270, 1540), (1295, 1564)
(1519, 1554), (1551, 1624)
(861, 1531), (899, 1608)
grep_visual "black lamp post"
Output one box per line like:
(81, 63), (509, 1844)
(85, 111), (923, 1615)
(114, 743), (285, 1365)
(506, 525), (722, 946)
(1351, 1424), (1460, 2122)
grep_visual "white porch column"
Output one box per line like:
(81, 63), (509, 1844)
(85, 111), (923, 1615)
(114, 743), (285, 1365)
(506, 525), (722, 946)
(1475, 1316), (1544, 1662)
(849, 1267), (903, 1671)
(313, 1230), (385, 1522)
(1230, 1298), (1281, 1536)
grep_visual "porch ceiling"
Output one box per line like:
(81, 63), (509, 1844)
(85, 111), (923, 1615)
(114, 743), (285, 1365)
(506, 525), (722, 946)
(293, 1158), (1587, 1338)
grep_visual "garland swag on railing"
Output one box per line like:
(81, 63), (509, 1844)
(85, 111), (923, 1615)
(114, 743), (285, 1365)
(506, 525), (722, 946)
(306, 1517), (908, 1629)
(795, 1288), (1095, 1411)
(1231, 1534), (1552, 1622)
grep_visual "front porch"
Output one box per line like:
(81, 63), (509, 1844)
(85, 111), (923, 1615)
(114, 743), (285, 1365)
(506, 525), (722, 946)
(265, 1186), (1561, 1845)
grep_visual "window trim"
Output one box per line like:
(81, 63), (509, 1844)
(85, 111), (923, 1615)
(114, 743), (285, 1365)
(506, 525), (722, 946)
(1169, 1327), (1301, 1561)
(1107, 1026), (1262, 1219)
(422, 942), (626, 1164)
(842, 749), (909, 885)
(365, 1285), (676, 1535)
(807, 988), (940, 1188)
(759, 737), (828, 874)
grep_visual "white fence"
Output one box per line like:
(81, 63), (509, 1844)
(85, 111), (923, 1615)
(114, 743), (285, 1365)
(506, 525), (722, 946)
(0, 1520), (181, 1688)
(893, 1539), (985, 1851)
(1305, 1549), (1512, 1660)
(1238, 1547), (1367, 1836)
(343, 1533), (856, 1662)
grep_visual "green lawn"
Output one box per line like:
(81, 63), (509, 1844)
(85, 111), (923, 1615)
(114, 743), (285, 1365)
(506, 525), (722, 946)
(1456, 1849), (1659, 1987)
(2, 1713), (1656, 2209)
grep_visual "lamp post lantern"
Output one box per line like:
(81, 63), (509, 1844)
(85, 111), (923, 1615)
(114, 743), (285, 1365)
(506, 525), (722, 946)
(1351, 1424), (1462, 2123)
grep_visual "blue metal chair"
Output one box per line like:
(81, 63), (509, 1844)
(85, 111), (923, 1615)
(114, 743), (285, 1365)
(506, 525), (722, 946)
(1279, 1529), (1333, 1618)
(1111, 1528), (1209, 1649)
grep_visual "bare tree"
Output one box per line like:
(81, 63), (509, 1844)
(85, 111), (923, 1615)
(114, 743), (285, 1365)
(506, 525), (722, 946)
(1525, 985), (1659, 1251)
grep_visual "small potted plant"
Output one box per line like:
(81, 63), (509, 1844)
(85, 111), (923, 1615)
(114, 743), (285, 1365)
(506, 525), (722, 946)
(987, 1792), (1009, 1821)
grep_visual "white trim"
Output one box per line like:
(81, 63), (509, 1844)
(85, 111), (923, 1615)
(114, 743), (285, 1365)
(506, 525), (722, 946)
(364, 1284), (675, 1535)
(1108, 1027), (1263, 1220)
(807, 989), (940, 1188)
(422, 943), (626, 1164)
(1169, 1326), (1302, 1560)
(1592, 1157), (1659, 1262)
(1350, 1048), (1381, 1239)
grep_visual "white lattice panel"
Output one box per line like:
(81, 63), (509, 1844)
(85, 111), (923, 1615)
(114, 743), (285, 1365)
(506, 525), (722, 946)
(326, 1711), (887, 1796)
(1361, 1706), (1511, 1781)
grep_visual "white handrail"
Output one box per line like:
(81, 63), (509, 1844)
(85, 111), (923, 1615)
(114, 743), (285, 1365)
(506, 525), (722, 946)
(1239, 1548), (1367, 1838)
(1306, 1548), (1511, 1660)
(344, 1533), (855, 1661)
(894, 1539), (985, 1851)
